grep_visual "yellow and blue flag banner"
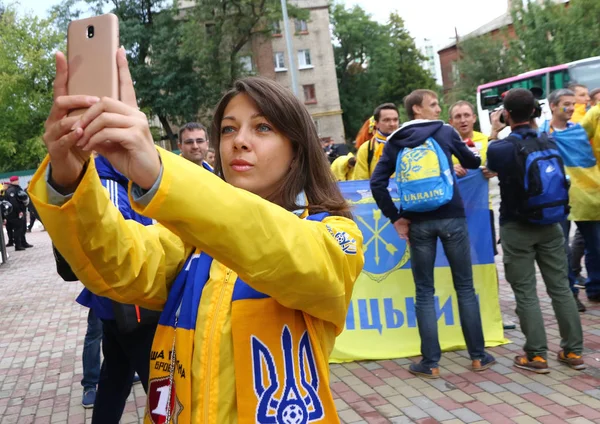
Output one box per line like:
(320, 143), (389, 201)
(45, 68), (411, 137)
(540, 121), (600, 221)
(332, 171), (508, 362)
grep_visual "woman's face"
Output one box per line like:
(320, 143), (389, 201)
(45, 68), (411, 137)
(219, 94), (294, 199)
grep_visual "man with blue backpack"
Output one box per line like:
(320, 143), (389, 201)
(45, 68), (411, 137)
(487, 88), (585, 374)
(371, 89), (496, 379)
(541, 88), (600, 312)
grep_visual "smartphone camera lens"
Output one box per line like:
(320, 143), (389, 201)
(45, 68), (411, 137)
(87, 25), (95, 39)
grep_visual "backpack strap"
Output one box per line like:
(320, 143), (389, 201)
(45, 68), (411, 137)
(367, 137), (375, 169)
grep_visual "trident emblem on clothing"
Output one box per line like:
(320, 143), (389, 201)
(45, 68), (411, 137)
(251, 326), (324, 424)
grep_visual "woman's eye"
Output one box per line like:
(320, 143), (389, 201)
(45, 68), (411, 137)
(257, 123), (272, 132)
(221, 126), (235, 134)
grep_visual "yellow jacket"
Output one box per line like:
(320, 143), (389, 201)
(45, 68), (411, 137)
(582, 104), (600, 165)
(353, 135), (385, 180)
(571, 103), (588, 124)
(29, 148), (364, 423)
(330, 153), (355, 181)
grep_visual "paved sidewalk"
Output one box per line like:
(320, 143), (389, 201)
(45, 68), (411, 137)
(1, 228), (600, 424)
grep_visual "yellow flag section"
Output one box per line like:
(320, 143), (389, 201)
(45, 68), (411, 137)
(332, 171), (508, 362)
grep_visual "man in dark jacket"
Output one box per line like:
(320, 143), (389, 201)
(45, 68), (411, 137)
(370, 89), (495, 379)
(487, 88), (584, 374)
(51, 155), (159, 420)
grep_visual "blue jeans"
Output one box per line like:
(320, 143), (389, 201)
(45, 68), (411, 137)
(409, 217), (486, 369)
(577, 221), (600, 299)
(81, 309), (102, 391)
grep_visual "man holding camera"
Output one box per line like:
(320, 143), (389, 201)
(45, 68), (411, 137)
(487, 88), (584, 374)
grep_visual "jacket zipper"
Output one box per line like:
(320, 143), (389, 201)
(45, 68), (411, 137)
(204, 269), (232, 423)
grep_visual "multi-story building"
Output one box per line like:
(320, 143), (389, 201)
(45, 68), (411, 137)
(267, 0), (345, 144)
(177, 0), (345, 145)
(417, 38), (442, 86)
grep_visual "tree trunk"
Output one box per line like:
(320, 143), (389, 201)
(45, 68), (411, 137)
(158, 114), (178, 151)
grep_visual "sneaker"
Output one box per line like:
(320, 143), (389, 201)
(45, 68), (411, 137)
(82, 389), (96, 409)
(133, 374), (141, 385)
(513, 355), (550, 374)
(574, 293), (586, 313)
(408, 362), (440, 379)
(557, 351), (586, 370)
(473, 352), (496, 372)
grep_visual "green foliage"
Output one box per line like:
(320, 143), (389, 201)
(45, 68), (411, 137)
(450, 33), (524, 105)
(512, 0), (600, 68)
(0, 8), (63, 172)
(331, 4), (436, 140)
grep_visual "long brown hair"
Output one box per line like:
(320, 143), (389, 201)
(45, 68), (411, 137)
(210, 77), (352, 219)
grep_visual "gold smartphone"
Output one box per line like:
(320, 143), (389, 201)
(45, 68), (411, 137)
(67, 13), (120, 116)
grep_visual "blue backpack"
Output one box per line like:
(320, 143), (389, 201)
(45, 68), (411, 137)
(395, 137), (454, 212)
(510, 132), (570, 224)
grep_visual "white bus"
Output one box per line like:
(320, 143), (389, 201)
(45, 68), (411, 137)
(477, 56), (600, 136)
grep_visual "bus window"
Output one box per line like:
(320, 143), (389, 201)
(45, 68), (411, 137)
(550, 69), (570, 91)
(479, 75), (546, 110)
(569, 60), (600, 91)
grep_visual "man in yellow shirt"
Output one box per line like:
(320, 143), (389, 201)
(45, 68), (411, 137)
(449, 101), (497, 250)
(569, 83), (591, 124)
(353, 103), (399, 180)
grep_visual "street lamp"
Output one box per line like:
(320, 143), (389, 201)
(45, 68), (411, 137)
(280, 0), (299, 96)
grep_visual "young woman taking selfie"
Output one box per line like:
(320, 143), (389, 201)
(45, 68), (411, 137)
(29, 48), (364, 423)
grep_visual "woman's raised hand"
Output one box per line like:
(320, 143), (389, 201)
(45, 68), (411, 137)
(72, 48), (161, 189)
(43, 51), (97, 192)
(43, 48), (162, 191)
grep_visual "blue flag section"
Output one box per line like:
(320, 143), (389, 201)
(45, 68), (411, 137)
(331, 171), (507, 362)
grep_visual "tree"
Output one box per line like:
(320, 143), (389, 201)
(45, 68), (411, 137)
(451, 33), (524, 106)
(512, 0), (600, 68)
(372, 13), (436, 110)
(331, 4), (385, 140)
(331, 4), (435, 141)
(0, 8), (63, 172)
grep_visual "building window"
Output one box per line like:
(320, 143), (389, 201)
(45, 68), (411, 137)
(274, 52), (286, 71)
(240, 56), (253, 73)
(303, 84), (316, 104)
(272, 21), (282, 37)
(294, 19), (308, 34)
(298, 49), (312, 69)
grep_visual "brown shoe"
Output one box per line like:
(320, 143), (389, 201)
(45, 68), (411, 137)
(557, 351), (586, 370)
(514, 355), (550, 374)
